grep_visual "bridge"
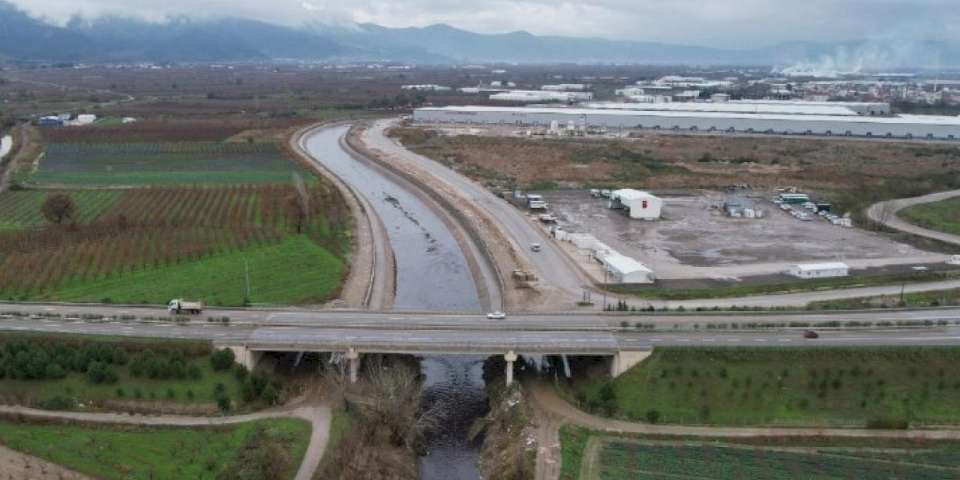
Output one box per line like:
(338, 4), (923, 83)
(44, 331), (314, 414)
(5, 302), (960, 386)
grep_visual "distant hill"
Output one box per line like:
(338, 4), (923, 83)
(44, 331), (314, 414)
(0, 1), (957, 68)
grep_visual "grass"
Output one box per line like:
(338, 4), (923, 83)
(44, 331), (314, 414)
(559, 424), (591, 480)
(316, 407), (355, 477)
(609, 270), (959, 300)
(0, 360), (244, 411)
(30, 142), (308, 186)
(0, 417), (310, 480)
(46, 235), (345, 306)
(810, 288), (960, 310)
(560, 426), (960, 480)
(899, 196), (960, 236)
(570, 347), (960, 427)
(0, 190), (122, 230)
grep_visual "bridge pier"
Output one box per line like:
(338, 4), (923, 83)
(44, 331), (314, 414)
(610, 349), (653, 378)
(345, 348), (361, 384)
(226, 346), (262, 371)
(504, 350), (518, 387)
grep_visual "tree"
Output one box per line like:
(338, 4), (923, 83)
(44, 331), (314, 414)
(41, 193), (77, 225)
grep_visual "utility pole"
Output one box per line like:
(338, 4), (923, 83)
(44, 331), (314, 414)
(244, 258), (251, 304)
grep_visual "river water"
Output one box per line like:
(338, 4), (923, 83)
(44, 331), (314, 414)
(304, 125), (486, 479)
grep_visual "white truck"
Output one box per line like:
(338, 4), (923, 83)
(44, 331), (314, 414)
(168, 299), (203, 315)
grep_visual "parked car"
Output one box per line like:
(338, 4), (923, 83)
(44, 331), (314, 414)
(486, 311), (507, 320)
(803, 330), (819, 339)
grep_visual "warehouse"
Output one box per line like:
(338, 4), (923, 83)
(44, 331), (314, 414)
(413, 106), (960, 140)
(785, 262), (850, 279)
(608, 189), (662, 220)
(581, 101), (863, 116)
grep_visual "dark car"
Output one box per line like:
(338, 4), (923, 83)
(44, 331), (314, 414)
(803, 330), (819, 339)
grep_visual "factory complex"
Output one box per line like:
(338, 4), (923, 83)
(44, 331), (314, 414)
(413, 104), (960, 140)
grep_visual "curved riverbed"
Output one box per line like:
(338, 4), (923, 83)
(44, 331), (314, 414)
(303, 125), (485, 479)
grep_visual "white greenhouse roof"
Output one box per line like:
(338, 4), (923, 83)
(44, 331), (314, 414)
(605, 254), (654, 275)
(581, 101), (860, 116)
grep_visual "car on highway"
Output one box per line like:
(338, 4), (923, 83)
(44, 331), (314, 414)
(803, 330), (819, 339)
(530, 243), (542, 252)
(486, 311), (507, 320)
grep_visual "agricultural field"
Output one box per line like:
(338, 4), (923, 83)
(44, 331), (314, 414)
(0, 333), (273, 413)
(0, 184), (348, 305)
(0, 190), (121, 229)
(30, 141), (308, 186)
(569, 347), (960, 427)
(560, 427), (960, 480)
(899, 196), (960, 235)
(0, 417), (310, 480)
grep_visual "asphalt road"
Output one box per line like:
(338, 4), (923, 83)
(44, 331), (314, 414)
(867, 189), (960, 247)
(4, 305), (960, 353)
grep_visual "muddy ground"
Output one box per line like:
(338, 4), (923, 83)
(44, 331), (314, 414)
(541, 189), (941, 279)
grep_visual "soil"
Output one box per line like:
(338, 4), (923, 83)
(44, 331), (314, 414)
(0, 444), (90, 480)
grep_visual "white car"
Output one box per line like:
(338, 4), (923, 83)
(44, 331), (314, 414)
(530, 243), (542, 252)
(486, 311), (507, 320)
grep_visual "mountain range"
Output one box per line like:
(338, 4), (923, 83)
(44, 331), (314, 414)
(1, 1), (957, 68)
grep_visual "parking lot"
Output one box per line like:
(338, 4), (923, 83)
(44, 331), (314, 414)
(540, 189), (944, 280)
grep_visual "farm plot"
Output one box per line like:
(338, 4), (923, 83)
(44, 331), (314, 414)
(589, 439), (960, 480)
(0, 184), (348, 305)
(30, 142), (308, 186)
(571, 347), (960, 427)
(0, 190), (121, 230)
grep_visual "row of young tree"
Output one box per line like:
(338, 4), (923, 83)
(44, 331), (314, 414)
(0, 340), (129, 381)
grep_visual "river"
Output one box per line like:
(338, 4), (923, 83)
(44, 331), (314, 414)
(303, 125), (486, 479)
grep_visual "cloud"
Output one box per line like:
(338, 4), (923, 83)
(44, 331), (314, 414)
(7, 0), (959, 48)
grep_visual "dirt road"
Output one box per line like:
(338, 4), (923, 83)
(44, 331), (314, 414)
(867, 190), (960, 247)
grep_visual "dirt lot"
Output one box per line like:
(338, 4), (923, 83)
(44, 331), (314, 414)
(542, 189), (943, 280)
(392, 125), (960, 217)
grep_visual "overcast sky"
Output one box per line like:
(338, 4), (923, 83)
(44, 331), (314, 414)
(10, 0), (959, 48)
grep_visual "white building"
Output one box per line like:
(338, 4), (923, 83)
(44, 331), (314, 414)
(948, 255), (960, 266)
(489, 90), (593, 103)
(542, 84), (589, 91)
(785, 262), (850, 279)
(609, 189), (663, 220)
(601, 253), (656, 284)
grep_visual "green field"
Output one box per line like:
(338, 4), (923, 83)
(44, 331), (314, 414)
(0, 417), (310, 480)
(810, 288), (960, 309)
(30, 142), (308, 186)
(47, 234), (345, 306)
(0, 333), (252, 411)
(0, 190), (121, 229)
(570, 347), (960, 427)
(560, 426), (960, 480)
(899, 196), (960, 235)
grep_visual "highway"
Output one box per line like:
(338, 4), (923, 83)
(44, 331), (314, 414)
(4, 303), (960, 353)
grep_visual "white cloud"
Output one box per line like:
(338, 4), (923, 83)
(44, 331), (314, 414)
(8, 0), (959, 48)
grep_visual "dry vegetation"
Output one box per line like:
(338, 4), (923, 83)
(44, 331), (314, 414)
(392, 127), (960, 217)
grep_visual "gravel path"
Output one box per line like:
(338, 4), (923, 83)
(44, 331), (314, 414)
(867, 190), (960, 247)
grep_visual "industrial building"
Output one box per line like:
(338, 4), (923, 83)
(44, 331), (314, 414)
(558, 232), (656, 284)
(581, 101), (867, 116)
(489, 90), (593, 103)
(608, 189), (663, 220)
(785, 262), (850, 279)
(413, 105), (960, 140)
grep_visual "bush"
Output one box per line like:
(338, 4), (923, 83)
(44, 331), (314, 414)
(645, 409), (661, 424)
(210, 349), (236, 371)
(38, 395), (76, 410)
(87, 361), (118, 385)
